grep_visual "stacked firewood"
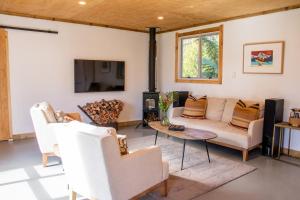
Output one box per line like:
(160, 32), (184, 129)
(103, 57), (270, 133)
(81, 99), (123, 125)
(144, 112), (159, 124)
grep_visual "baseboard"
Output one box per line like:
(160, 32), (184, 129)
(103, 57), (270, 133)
(12, 132), (35, 140)
(11, 120), (142, 141)
(118, 120), (142, 127)
(282, 148), (300, 159)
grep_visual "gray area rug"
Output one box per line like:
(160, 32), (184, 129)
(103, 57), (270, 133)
(127, 135), (256, 200)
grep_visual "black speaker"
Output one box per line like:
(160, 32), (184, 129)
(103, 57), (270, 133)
(173, 91), (189, 107)
(262, 98), (284, 157)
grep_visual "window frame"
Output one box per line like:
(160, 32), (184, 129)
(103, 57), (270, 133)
(175, 25), (223, 84)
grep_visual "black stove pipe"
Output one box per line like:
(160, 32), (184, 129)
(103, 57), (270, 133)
(148, 27), (156, 92)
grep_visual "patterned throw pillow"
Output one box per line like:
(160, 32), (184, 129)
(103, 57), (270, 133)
(55, 111), (77, 123)
(117, 135), (128, 155)
(55, 111), (66, 122)
(40, 102), (57, 123)
(181, 95), (207, 119)
(230, 100), (260, 129)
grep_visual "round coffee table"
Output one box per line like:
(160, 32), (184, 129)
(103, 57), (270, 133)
(148, 121), (217, 170)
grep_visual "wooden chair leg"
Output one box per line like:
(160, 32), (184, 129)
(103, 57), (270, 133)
(69, 190), (76, 200)
(161, 180), (168, 197)
(42, 154), (48, 167)
(242, 150), (249, 162)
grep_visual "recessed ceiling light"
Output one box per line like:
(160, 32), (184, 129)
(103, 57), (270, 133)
(78, 1), (86, 5)
(157, 16), (164, 20)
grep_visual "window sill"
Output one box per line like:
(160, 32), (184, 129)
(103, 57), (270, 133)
(175, 78), (222, 84)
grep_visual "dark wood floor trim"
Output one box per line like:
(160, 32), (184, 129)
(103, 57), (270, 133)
(118, 120), (142, 127)
(12, 132), (35, 140)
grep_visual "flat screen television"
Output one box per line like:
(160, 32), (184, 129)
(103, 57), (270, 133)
(74, 59), (125, 93)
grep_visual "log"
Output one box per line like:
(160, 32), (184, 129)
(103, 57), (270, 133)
(78, 99), (123, 125)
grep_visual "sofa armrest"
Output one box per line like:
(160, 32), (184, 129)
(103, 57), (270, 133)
(119, 146), (168, 197)
(169, 107), (184, 118)
(248, 118), (264, 147)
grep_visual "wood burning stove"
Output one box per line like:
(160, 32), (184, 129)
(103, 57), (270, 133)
(142, 92), (159, 126)
(137, 27), (160, 128)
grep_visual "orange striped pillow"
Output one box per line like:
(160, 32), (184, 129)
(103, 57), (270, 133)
(230, 100), (260, 129)
(181, 95), (207, 119)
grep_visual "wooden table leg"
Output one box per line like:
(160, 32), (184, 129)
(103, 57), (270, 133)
(69, 190), (76, 200)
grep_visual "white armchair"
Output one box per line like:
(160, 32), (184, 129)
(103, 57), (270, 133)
(30, 102), (81, 167)
(55, 121), (169, 200)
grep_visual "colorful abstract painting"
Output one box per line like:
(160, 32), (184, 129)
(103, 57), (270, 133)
(251, 50), (273, 66)
(243, 41), (284, 74)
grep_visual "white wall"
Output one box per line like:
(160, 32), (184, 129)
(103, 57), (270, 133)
(0, 14), (148, 134)
(157, 9), (300, 150)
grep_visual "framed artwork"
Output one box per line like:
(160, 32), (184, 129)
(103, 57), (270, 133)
(243, 41), (284, 74)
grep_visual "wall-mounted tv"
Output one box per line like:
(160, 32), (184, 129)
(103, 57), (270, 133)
(74, 59), (125, 93)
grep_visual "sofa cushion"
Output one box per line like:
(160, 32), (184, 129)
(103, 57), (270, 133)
(230, 100), (260, 129)
(39, 102), (57, 123)
(181, 95), (207, 119)
(170, 117), (249, 148)
(221, 98), (238, 123)
(206, 97), (226, 121)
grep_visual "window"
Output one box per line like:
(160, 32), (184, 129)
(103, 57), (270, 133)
(175, 25), (223, 84)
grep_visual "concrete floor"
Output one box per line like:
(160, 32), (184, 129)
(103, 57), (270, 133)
(1, 126), (300, 200)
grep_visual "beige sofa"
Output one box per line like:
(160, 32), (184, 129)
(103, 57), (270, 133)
(169, 97), (264, 161)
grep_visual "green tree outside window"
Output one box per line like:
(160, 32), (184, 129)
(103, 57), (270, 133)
(181, 33), (219, 79)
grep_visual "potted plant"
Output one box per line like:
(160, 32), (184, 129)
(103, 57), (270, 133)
(158, 91), (178, 126)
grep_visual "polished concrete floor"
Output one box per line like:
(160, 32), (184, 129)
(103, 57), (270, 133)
(1, 126), (300, 200)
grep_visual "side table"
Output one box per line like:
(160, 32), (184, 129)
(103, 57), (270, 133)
(272, 122), (300, 159)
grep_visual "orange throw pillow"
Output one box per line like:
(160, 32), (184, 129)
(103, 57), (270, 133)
(181, 95), (207, 119)
(230, 100), (260, 129)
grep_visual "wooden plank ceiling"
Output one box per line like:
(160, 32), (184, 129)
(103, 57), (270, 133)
(0, 0), (300, 32)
